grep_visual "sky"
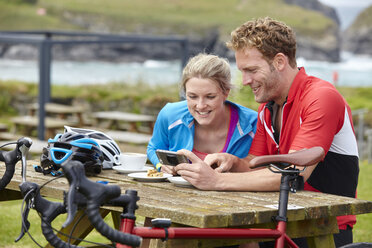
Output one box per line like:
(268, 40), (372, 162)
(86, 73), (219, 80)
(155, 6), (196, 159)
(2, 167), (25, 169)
(318, 0), (372, 29)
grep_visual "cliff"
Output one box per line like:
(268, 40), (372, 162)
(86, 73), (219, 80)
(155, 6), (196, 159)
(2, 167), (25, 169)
(342, 5), (372, 55)
(0, 0), (341, 62)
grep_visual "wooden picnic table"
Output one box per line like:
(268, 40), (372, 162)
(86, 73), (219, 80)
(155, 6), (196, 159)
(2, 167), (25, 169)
(91, 111), (156, 134)
(28, 103), (86, 126)
(2, 162), (372, 248)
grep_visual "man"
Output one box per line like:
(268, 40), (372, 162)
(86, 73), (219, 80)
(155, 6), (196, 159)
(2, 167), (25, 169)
(173, 17), (359, 247)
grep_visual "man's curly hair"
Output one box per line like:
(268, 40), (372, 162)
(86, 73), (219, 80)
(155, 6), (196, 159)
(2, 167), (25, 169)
(226, 17), (297, 68)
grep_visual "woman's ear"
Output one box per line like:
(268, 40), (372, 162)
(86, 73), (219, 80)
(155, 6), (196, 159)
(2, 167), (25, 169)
(224, 89), (230, 101)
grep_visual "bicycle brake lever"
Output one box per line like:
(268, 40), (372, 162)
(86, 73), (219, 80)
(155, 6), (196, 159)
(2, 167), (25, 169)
(15, 182), (35, 242)
(17, 137), (33, 183)
(61, 162), (81, 228)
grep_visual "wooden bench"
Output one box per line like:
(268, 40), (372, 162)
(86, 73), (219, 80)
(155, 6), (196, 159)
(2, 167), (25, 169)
(0, 123), (8, 132)
(0, 135), (47, 156)
(105, 130), (152, 145)
(91, 111), (156, 133)
(11, 116), (76, 139)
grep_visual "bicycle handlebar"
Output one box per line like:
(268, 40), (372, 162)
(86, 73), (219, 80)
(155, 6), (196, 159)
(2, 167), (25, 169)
(62, 161), (142, 247)
(249, 147), (325, 169)
(16, 181), (76, 247)
(0, 137), (32, 190)
(16, 161), (141, 248)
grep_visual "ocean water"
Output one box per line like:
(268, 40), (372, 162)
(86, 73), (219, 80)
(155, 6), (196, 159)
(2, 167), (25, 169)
(297, 52), (372, 87)
(1, 51), (371, 87)
(0, 59), (182, 86)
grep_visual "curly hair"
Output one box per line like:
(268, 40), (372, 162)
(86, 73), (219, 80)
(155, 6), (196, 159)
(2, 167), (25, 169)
(181, 53), (232, 96)
(226, 17), (297, 68)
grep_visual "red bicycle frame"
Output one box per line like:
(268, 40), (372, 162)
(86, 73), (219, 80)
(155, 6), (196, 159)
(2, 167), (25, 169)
(117, 218), (297, 248)
(117, 171), (300, 248)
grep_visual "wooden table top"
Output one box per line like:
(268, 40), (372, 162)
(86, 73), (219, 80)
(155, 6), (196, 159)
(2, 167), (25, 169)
(28, 103), (85, 114)
(11, 116), (75, 128)
(3, 161), (372, 229)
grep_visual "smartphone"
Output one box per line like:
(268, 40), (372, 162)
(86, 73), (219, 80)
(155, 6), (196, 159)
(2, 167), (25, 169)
(156, 149), (189, 166)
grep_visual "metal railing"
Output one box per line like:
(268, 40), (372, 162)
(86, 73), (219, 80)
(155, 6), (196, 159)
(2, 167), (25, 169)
(0, 31), (189, 140)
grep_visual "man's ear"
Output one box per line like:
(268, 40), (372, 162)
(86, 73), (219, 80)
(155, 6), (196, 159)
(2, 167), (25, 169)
(273, 53), (288, 71)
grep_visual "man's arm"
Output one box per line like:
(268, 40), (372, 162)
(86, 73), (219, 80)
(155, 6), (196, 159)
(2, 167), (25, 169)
(177, 150), (282, 191)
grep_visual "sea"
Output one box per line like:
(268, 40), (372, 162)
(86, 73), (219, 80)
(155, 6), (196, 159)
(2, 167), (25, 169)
(0, 51), (371, 87)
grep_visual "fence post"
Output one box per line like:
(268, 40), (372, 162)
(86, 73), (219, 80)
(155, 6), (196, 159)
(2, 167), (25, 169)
(352, 109), (368, 160)
(366, 129), (372, 164)
(38, 36), (52, 140)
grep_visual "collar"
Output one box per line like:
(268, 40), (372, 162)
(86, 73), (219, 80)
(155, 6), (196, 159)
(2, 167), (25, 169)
(286, 67), (308, 104)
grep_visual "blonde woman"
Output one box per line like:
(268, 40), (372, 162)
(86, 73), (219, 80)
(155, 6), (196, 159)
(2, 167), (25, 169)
(147, 53), (257, 170)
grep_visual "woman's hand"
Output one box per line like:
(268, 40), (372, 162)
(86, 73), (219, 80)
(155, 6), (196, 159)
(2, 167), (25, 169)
(175, 149), (221, 190)
(161, 164), (178, 175)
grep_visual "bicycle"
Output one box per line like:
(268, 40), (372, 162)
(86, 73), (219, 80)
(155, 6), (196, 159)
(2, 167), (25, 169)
(16, 146), (325, 248)
(0, 137), (32, 191)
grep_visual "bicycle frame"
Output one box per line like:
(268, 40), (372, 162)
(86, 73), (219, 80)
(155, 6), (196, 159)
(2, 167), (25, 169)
(117, 171), (301, 248)
(16, 146), (324, 248)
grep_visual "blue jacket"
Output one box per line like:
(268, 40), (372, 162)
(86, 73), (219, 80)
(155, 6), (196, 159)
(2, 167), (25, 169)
(147, 100), (257, 165)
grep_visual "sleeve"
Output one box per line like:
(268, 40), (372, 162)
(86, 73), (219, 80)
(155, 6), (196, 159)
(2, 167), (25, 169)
(146, 104), (171, 165)
(248, 106), (269, 156)
(290, 88), (346, 153)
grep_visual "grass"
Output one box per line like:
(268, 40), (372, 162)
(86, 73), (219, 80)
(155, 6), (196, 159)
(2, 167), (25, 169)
(1, 160), (371, 247)
(349, 5), (372, 29)
(0, 198), (113, 247)
(0, 0), (335, 40)
(354, 160), (372, 242)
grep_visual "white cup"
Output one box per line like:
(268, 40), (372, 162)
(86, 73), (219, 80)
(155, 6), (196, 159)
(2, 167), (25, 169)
(114, 152), (147, 170)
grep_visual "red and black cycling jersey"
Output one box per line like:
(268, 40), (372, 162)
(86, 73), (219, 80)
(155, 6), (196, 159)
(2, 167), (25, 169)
(249, 67), (359, 230)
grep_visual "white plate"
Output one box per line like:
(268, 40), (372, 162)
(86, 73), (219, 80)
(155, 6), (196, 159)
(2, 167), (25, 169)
(167, 176), (193, 187)
(127, 172), (173, 182)
(113, 165), (154, 174)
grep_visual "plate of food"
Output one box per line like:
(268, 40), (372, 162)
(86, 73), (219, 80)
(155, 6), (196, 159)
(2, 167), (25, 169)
(127, 169), (173, 182)
(113, 165), (154, 174)
(167, 176), (193, 187)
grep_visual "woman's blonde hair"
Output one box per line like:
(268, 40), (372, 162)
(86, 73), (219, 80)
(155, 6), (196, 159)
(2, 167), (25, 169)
(181, 53), (232, 96)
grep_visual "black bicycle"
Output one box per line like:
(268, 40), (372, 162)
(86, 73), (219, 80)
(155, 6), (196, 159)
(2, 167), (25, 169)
(0, 137), (32, 191)
(15, 147), (327, 248)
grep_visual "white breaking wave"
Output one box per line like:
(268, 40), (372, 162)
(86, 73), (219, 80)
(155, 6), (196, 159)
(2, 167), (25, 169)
(0, 52), (372, 86)
(297, 52), (372, 86)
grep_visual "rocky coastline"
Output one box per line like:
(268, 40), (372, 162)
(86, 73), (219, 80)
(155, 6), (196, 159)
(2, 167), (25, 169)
(0, 0), (370, 63)
(0, 27), (341, 64)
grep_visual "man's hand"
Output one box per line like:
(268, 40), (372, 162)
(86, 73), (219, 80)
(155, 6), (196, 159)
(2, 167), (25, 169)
(204, 153), (237, 173)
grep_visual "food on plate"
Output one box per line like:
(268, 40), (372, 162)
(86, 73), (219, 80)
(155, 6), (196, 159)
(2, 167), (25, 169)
(147, 169), (163, 177)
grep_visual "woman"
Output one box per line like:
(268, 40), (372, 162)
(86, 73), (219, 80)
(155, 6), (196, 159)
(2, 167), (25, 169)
(147, 53), (257, 171)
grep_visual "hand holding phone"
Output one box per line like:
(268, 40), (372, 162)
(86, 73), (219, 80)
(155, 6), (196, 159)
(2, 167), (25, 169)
(156, 149), (189, 166)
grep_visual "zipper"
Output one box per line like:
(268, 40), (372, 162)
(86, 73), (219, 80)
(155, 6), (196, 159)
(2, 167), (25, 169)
(277, 101), (287, 154)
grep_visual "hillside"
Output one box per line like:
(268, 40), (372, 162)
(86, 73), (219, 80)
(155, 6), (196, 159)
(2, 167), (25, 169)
(0, 0), (340, 61)
(342, 5), (372, 55)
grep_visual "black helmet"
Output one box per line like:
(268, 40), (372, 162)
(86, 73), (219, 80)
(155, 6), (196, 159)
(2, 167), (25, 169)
(40, 132), (103, 174)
